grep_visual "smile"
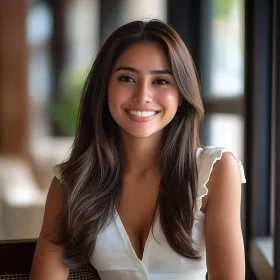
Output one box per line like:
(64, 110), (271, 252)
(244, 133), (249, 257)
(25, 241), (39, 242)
(127, 110), (157, 117)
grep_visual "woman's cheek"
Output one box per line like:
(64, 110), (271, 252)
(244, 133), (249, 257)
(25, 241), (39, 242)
(157, 89), (179, 106)
(108, 84), (134, 106)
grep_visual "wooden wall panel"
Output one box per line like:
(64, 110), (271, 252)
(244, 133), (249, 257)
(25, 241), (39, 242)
(0, 0), (28, 155)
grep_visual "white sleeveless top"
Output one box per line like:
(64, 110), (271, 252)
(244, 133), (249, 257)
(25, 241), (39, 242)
(53, 146), (246, 280)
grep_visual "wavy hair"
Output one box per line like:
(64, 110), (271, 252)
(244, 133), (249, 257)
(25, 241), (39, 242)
(56, 19), (205, 268)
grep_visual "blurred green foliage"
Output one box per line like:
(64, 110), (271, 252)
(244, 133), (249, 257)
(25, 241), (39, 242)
(213, 0), (242, 18)
(51, 69), (87, 136)
(214, 0), (232, 18)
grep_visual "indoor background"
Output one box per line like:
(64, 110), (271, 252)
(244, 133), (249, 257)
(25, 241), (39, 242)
(0, 0), (279, 279)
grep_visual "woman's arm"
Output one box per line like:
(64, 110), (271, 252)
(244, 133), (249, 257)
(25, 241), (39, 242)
(204, 153), (245, 280)
(29, 177), (69, 280)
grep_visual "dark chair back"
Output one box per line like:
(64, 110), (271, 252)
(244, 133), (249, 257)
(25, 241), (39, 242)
(0, 240), (101, 279)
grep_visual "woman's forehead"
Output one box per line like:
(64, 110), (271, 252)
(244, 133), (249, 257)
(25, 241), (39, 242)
(113, 41), (171, 72)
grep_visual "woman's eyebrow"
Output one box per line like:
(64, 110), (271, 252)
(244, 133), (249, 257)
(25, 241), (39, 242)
(115, 66), (173, 75)
(115, 66), (138, 73)
(150, 69), (173, 75)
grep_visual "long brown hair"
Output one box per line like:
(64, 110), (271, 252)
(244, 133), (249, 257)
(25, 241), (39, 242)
(56, 19), (204, 268)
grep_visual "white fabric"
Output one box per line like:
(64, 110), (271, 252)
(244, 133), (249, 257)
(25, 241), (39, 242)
(53, 146), (246, 280)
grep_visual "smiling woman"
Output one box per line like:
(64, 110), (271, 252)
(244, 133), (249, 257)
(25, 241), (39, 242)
(108, 41), (180, 139)
(30, 20), (246, 280)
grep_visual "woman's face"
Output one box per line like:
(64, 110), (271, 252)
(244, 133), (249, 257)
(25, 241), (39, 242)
(108, 41), (180, 139)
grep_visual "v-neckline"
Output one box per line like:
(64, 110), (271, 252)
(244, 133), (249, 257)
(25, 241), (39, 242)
(115, 209), (158, 262)
(114, 149), (200, 263)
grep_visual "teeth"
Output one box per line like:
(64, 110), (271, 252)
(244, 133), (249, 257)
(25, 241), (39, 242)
(128, 110), (156, 117)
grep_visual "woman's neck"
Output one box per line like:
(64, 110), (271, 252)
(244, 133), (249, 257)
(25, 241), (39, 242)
(120, 130), (162, 175)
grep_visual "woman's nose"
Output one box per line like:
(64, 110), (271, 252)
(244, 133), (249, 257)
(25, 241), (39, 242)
(133, 83), (153, 104)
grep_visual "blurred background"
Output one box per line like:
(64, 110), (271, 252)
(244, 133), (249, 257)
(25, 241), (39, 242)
(0, 0), (279, 279)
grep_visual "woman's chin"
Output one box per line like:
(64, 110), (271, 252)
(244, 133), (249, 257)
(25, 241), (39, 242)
(120, 128), (163, 140)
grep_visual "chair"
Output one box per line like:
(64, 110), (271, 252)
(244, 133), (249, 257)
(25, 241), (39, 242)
(0, 240), (101, 279)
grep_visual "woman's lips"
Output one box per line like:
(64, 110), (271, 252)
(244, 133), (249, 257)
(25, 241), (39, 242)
(125, 109), (160, 122)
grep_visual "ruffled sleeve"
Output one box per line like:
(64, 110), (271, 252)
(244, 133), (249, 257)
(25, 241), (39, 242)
(195, 146), (246, 215)
(53, 164), (64, 183)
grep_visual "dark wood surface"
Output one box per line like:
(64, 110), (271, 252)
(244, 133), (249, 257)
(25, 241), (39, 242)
(0, 239), (101, 279)
(0, 239), (37, 274)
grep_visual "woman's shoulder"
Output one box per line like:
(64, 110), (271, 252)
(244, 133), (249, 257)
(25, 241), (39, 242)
(195, 146), (246, 214)
(196, 146), (243, 163)
(196, 146), (246, 183)
(196, 146), (246, 278)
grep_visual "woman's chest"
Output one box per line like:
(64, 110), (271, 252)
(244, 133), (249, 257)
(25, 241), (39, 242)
(117, 173), (160, 260)
(90, 211), (206, 275)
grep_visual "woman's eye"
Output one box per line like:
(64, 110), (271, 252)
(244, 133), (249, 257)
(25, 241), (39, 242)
(118, 76), (135, 83)
(154, 79), (169, 85)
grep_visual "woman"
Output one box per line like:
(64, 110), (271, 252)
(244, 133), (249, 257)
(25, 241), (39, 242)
(30, 19), (246, 280)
